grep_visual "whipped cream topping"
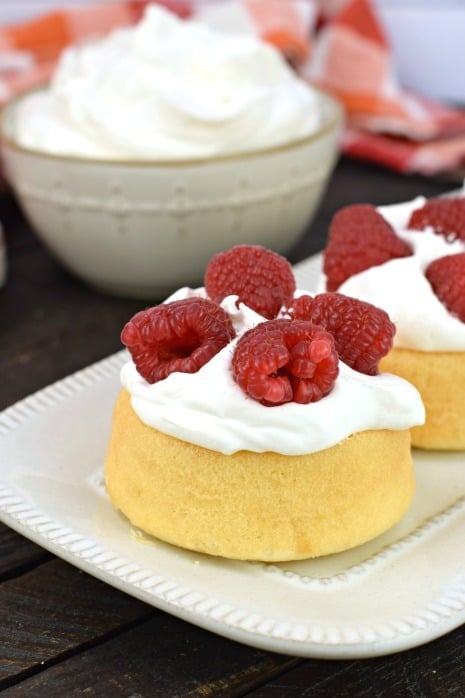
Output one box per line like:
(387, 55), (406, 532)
(121, 292), (424, 456)
(13, 5), (324, 160)
(334, 196), (465, 352)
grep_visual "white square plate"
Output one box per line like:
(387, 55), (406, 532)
(1, 255), (464, 659)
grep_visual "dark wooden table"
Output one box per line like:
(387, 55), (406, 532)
(1, 157), (464, 696)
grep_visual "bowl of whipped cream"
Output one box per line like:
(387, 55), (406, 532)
(0, 6), (342, 300)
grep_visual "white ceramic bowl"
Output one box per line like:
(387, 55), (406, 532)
(0, 89), (342, 300)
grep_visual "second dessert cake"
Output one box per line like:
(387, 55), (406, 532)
(323, 194), (465, 450)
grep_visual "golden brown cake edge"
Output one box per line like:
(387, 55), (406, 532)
(105, 390), (415, 561)
(380, 348), (465, 450)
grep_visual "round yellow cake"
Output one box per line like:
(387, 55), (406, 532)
(105, 389), (415, 561)
(380, 348), (465, 451)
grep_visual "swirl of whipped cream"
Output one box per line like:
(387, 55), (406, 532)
(121, 292), (424, 456)
(14, 5), (324, 160)
(336, 196), (465, 351)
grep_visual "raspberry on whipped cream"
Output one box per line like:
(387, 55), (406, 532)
(121, 290), (425, 456)
(13, 5), (325, 160)
(333, 197), (465, 352)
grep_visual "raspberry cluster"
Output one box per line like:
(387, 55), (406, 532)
(121, 244), (398, 406)
(323, 197), (465, 324)
(409, 197), (465, 322)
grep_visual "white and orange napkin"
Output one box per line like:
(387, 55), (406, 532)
(305, 0), (465, 175)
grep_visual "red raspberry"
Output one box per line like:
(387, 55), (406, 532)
(232, 319), (339, 406)
(323, 204), (412, 291)
(204, 244), (296, 320)
(285, 293), (314, 319)
(287, 292), (395, 375)
(408, 197), (465, 241)
(121, 297), (235, 383)
(425, 253), (465, 323)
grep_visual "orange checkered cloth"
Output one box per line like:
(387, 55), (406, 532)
(0, 1), (191, 101)
(305, 0), (465, 176)
(0, 0), (464, 176)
